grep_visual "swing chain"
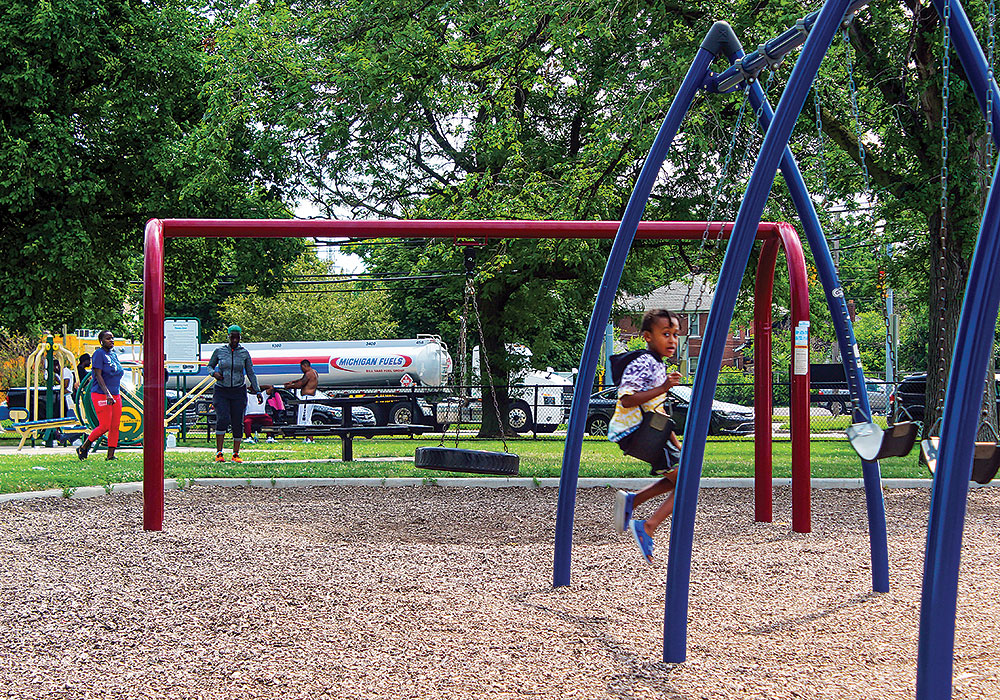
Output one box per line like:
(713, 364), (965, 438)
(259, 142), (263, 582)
(989, 0), (996, 164)
(439, 276), (473, 449)
(469, 283), (510, 453)
(683, 70), (777, 314)
(934, 0), (951, 417)
(843, 27), (871, 193)
(681, 83), (754, 314)
(813, 87), (830, 199)
(838, 32), (875, 418)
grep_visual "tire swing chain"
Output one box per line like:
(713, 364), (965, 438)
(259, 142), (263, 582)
(468, 278), (511, 454)
(415, 255), (519, 477)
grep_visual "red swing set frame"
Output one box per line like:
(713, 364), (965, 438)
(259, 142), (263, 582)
(142, 218), (811, 531)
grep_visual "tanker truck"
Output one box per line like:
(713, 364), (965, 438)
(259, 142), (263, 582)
(196, 335), (451, 427)
(195, 335), (571, 432)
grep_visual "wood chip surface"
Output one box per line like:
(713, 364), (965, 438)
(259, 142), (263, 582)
(2, 485), (999, 699)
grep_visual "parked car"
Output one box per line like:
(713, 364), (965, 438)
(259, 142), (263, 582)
(812, 381), (890, 416)
(889, 374), (928, 423)
(888, 372), (1000, 425)
(585, 385), (755, 437)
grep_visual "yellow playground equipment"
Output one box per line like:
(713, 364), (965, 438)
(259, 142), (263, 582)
(9, 337), (86, 449)
(6, 331), (214, 450)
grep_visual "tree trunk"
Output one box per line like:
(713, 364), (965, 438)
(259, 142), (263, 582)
(924, 209), (969, 435)
(475, 285), (514, 438)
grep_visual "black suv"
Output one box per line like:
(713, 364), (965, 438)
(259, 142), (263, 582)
(889, 372), (1000, 424)
(585, 386), (755, 437)
(889, 374), (928, 423)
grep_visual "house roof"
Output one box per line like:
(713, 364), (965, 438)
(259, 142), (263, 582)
(622, 275), (715, 313)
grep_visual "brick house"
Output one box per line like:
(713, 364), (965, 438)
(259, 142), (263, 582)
(616, 276), (753, 374)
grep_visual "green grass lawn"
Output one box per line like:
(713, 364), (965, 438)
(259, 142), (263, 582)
(0, 433), (931, 495)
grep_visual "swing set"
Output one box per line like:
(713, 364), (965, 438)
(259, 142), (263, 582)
(142, 219), (812, 518)
(549, 0), (1000, 697)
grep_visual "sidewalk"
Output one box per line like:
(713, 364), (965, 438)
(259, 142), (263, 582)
(0, 475), (962, 505)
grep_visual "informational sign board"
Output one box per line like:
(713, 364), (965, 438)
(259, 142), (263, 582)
(793, 321), (810, 376)
(164, 317), (201, 375)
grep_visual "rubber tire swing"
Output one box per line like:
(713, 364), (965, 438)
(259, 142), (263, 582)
(413, 247), (520, 477)
(415, 446), (520, 476)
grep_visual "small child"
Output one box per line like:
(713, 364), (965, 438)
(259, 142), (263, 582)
(608, 308), (684, 564)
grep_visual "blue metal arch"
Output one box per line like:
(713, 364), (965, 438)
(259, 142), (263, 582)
(554, 0), (1000, 694)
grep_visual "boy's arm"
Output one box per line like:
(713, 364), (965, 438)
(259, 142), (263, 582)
(620, 371), (683, 408)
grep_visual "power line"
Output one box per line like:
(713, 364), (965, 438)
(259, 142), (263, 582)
(276, 285), (444, 294)
(287, 273), (462, 285)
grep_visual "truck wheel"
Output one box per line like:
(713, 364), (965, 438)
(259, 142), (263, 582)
(389, 402), (413, 425)
(508, 401), (533, 433)
(586, 414), (610, 437)
(826, 400), (847, 416)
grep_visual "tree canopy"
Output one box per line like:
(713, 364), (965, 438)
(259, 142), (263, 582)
(210, 252), (399, 342)
(0, 0), (303, 336)
(9, 0), (1000, 436)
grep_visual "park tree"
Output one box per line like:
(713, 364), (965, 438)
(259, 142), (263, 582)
(210, 252), (399, 342)
(768, 0), (999, 432)
(0, 0), (302, 337)
(195, 0), (766, 435)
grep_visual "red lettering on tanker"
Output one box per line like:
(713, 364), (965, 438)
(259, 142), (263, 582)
(329, 355), (413, 372)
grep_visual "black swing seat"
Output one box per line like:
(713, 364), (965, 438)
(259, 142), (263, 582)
(846, 421), (919, 461)
(414, 446), (520, 476)
(922, 438), (1000, 484)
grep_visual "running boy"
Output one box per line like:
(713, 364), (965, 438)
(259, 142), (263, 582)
(609, 308), (684, 564)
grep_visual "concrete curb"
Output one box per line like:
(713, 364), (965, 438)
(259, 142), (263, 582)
(2, 476), (985, 505)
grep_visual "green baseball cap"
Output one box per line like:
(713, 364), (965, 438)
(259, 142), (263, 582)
(227, 325), (242, 334)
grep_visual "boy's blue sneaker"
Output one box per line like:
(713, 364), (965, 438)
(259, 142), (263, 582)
(629, 519), (654, 564)
(614, 490), (635, 533)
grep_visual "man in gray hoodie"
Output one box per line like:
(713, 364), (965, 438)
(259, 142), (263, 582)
(208, 325), (263, 462)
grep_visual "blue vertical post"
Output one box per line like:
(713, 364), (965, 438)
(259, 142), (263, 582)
(552, 45), (718, 587)
(916, 158), (1000, 700)
(918, 1), (1000, 697)
(743, 78), (890, 594)
(663, 0), (855, 662)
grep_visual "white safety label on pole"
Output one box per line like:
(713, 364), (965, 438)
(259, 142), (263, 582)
(794, 321), (810, 375)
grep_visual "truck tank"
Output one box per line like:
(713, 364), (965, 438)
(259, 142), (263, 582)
(197, 336), (452, 389)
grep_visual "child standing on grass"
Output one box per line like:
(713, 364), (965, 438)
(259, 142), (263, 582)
(609, 309), (684, 564)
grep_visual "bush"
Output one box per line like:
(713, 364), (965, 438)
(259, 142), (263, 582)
(0, 329), (34, 397)
(715, 365), (754, 404)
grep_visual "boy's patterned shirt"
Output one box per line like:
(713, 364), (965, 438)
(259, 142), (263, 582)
(608, 353), (669, 443)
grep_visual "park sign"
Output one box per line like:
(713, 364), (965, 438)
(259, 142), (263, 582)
(164, 318), (201, 376)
